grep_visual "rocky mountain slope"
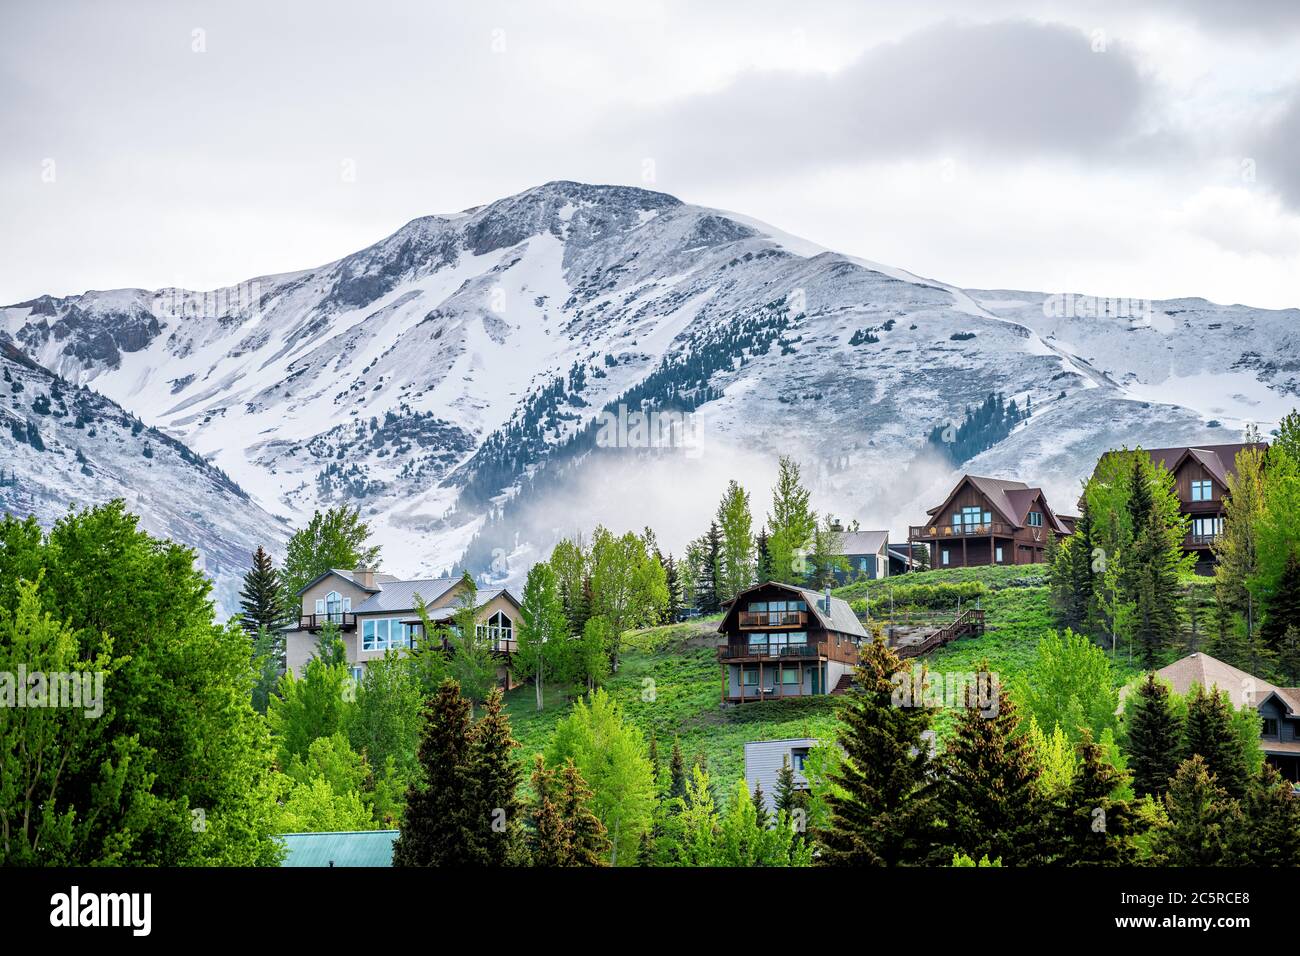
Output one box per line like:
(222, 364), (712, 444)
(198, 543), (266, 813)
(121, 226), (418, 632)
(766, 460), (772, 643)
(3, 181), (1297, 590)
(0, 338), (288, 612)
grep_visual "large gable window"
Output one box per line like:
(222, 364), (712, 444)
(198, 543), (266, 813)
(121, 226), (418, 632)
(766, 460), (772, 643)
(477, 610), (514, 649)
(952, 506), (991, 531)
(315, 590), (351, 623)
(1190, 479), (1213, 502)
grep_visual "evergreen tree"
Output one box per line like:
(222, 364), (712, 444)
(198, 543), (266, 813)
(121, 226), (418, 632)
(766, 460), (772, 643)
(774, 754), (806, 817)
(751, 780), (771, 829)
(1124, 673), (1183, 797)
(526, 754), (569, 866)
(1262, 549), (1300, 650)
(559, 758), (612, 865)
(1183, 683), (1251, 799)
(663, 553), (682, 623)
(668, 738), (688, 803)
(239, 546), (285, 634)
(1278, 625), (1300, 685)
(755, 526), (773, 582)
(466, 688), (524, 866)
(1050, 499), (1096, 633)
(392, 679), (476, 867)
(1053, 731), (1143, 865)
(937, 667), (1047, 865)
(1124, 455), (1188, 666)
(697, 522), (722, 614)
(815, 630), (938, 866)
(1232, 763), (1300, 865)
(1150, 755), (1240, 866)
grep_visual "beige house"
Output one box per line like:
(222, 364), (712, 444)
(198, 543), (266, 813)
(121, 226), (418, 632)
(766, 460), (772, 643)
(283, 566), (521, 687)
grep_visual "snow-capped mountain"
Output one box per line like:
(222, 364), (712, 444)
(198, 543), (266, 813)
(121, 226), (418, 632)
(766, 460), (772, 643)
(0, 338), (289, 613)
(3, 181), (1298, 592)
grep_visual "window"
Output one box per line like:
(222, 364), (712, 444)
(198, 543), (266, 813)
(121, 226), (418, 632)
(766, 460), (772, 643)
(742, 668), (759, 686)
(782, 666), (800, 684)
(952, 506), (991, 531)
(349, 666), (365, 684)
(361, 617), (413, 652)
(790, 747), (809, 772)
(1262, 718), (1279, 737)
(1191, 480), (1213, 502)
(1192, 517), (1223, 539)
(748, 601), (768, 613)
(477, 610), (514, 648)
(995, 546), (1003, 563)
(1027, 512), (1042, 527)
(941, 549), (950, 566)
(769, 631), (807, 651)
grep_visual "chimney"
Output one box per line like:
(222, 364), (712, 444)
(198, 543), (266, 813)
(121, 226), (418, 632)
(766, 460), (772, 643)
(823, 585), (832, 614)
(355, 565), (375, 589)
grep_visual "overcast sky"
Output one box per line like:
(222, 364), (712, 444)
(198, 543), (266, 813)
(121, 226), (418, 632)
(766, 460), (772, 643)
(3, 0), (1300, 308)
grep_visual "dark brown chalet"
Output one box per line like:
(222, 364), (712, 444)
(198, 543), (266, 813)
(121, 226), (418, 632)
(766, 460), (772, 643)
(1091, 442), (1268, 574)
(909, 474), (1073, 568)
(717, 581), (868, 704)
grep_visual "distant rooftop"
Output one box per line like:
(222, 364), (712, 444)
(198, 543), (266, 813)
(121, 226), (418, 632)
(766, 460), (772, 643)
(278, 830), (397, 867)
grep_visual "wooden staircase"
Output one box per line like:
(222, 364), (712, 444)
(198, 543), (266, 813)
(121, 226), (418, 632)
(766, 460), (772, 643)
(894, 608), (985, 660)
(830, 673), (855, 695)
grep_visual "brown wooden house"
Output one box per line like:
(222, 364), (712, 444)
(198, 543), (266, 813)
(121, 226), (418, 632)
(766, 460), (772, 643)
(908, 474), (1073, 568)
(1090, 442), (1267, 574)
(717, 581), (868, 704)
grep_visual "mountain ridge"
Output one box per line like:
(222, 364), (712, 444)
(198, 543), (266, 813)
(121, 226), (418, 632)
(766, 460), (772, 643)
(3, 181), (1297, 595)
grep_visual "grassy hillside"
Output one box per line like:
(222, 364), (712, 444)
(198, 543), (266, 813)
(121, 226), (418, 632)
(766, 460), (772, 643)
(503, 565), (1173, 797)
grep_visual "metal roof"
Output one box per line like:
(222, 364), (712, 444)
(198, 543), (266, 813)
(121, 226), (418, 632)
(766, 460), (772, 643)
(277, 830), (397, 867)
(352, 577), (460, 614)
(838, 530), (888, 556)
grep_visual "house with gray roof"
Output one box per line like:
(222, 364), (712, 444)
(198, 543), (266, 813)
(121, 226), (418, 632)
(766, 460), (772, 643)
(1131, 651), (1300, 783)
(716, 581), (868, 704)
(832, 529), (891, 583)
(283, 565), (521, 687)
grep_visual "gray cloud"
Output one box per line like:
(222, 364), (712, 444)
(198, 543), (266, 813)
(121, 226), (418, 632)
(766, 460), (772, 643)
(619, 20), (1153, 179)
(1253, 87), (1300, 208)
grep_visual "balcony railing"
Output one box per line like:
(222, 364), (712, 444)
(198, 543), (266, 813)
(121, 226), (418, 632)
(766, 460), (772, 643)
(738, 610), (808, 629)
(909, 522), (1018, 539)
(297, 612), (356, 631)
(719, 642), (823, 660)
(1186, 533), (1219, 547)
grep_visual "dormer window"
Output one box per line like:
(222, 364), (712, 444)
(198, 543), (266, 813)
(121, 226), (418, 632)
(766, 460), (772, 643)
(1027, 512), (1043, 527)
(1190, 480), (1213, 502)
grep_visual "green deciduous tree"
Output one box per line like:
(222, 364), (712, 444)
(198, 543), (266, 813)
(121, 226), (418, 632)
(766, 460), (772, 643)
(767, 455), (817, 584)
(280, 505), (381, 602)
(515, 561), (570, 710)
(715, 480), (754, 603)
(1014, 629), (1119, 746)
(545, 688), (655, 866)
(0, 503), (282, 866)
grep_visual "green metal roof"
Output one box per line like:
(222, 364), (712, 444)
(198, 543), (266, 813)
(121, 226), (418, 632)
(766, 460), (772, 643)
(277, 830), (398, 867)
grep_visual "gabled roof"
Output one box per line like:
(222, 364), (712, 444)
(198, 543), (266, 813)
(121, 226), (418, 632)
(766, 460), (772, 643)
(277, 830), (397, 867)
(1100, 443), (1268, 491)
(718, 581), (867, 640)
(352, 576), (460, 614)
(924, 475), (1066, 532)
(838, 530), (888, 556)
(294, 568), (396, 597)
(1151, 651), (1282, 710)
